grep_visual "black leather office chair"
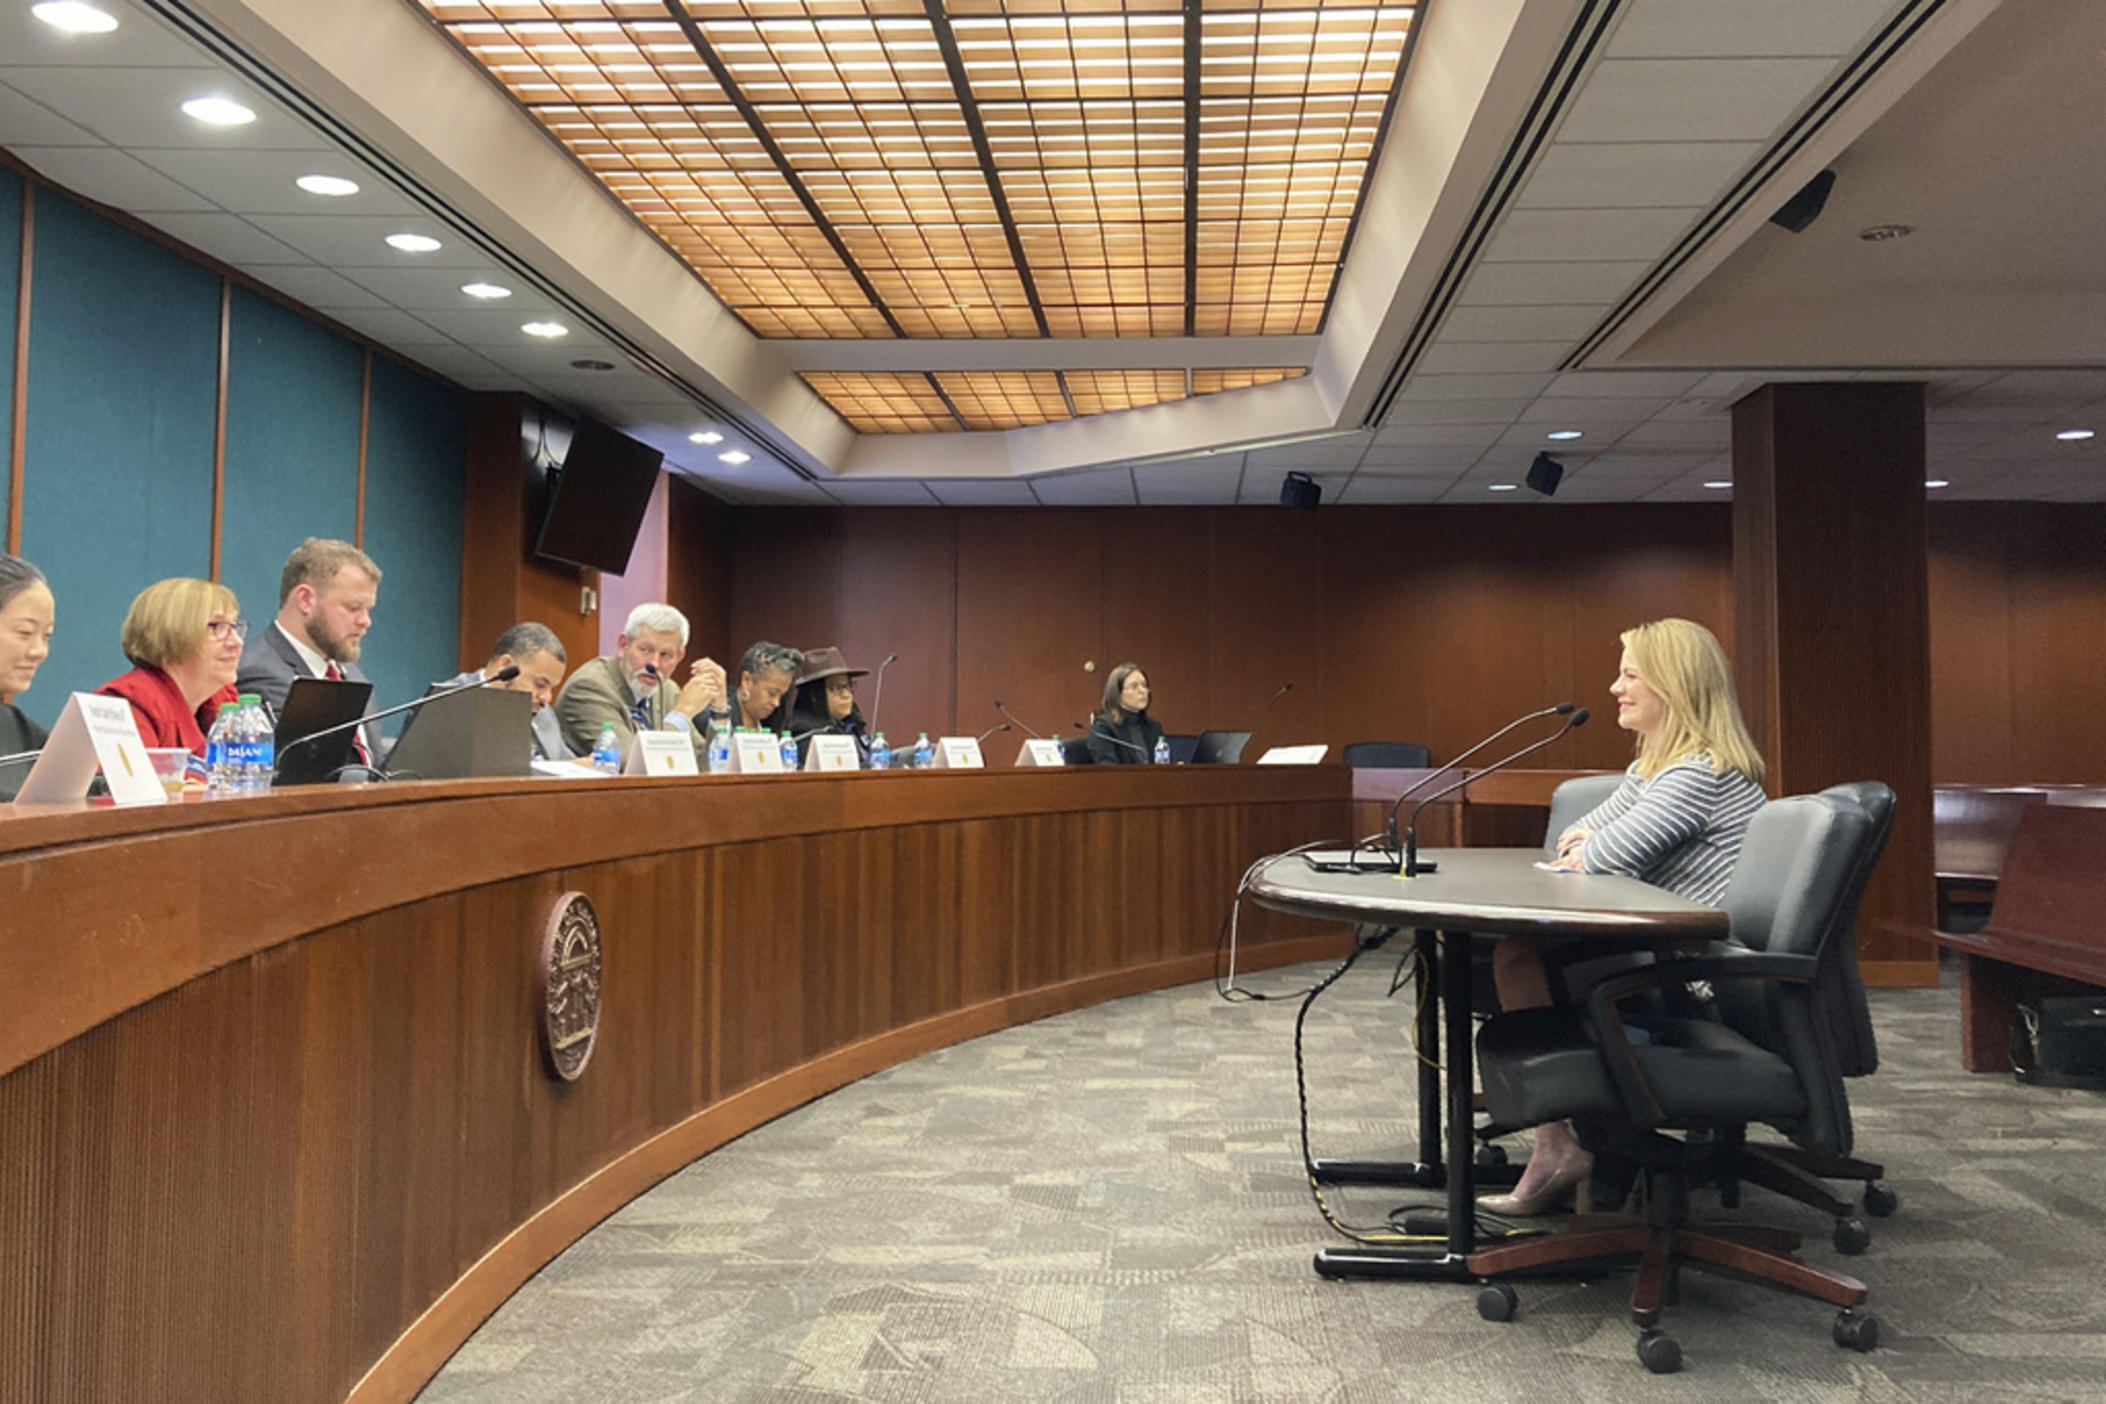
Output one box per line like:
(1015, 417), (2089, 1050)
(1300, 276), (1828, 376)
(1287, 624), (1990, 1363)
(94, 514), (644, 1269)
(1720, 781), (1900, 1247)
(1061, 735), (1094, 765)
(1467, 793), (1880, 1373)
(1341, 741), (1432, 768)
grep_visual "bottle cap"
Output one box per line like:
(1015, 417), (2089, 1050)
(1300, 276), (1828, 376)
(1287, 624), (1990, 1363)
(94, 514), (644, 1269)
(237, 693), (260, 705)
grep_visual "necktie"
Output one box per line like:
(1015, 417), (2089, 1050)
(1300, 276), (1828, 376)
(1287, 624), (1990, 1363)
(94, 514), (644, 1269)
(326, 662), (371, 769)
(630, 686), (654, 730)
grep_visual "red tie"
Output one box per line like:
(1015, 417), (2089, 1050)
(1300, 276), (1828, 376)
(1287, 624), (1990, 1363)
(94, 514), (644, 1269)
(326, 662), (371, 768)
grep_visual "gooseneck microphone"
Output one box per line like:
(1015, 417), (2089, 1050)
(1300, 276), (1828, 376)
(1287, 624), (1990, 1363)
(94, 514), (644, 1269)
(1397, 708), (1590, 876)
(1382, 702), (1579, 857)
(994, 699), (1048, 740)
(1247, 681), (1294, 744)
(975, 722), (1012, 745)
(278, 665), (523, 772)
(1075, 720), (1151, 759)
(868, 652), (900, 737)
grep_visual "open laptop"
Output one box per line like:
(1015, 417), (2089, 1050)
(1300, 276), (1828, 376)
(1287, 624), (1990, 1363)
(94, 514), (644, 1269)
(382, 685), (532, 781)
(1190, 729), (1251, 765)
(272, 675), (374, 786)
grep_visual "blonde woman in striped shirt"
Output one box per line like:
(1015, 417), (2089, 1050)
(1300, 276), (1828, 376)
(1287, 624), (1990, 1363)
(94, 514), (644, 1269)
(1480, 618), (1767, 1216)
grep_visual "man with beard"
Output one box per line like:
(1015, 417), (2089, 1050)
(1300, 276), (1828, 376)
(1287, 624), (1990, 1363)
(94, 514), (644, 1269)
(555, 602), (727, 762)
(239, 537), (384, 766)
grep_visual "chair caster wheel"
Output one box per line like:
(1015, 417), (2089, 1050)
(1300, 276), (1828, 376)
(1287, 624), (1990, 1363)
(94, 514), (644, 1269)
(1834, 1309), (1880, 1353)
(1475, 1143), (1509, 1169)
(1863, 1184), (1898, 1218)
(1476, 1282), (1519, 1322)
(1833, 1216), (1871, 1255)
(1636, 1330), (1681, 1374)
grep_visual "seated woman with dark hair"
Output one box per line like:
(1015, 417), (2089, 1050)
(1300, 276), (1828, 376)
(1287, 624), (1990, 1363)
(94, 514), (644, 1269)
(96, 578), (246, 755)
(730, 640), (806, 736)
(0, 553), (57, 802)
(786, 646), (871, 765)
(1086, 662), (1165, 765)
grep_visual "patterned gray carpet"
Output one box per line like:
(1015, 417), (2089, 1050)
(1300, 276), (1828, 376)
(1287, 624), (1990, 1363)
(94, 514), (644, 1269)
(420, 959), (2106, 1401)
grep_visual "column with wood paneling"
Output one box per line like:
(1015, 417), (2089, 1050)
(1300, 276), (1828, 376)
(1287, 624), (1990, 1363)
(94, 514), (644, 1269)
(1732, 381), (1936, 986)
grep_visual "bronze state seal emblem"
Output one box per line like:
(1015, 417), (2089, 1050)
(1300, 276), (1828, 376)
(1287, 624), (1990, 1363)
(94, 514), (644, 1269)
(538, 892), (603, 1082)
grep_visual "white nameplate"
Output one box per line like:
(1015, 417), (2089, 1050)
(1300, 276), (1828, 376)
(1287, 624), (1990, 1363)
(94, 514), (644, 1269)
(804, 734), (860, 772)
(625, 729), (699, 776)
(14, 692), (167, 806)
(1016, 738), (1065, 767)
(934, 736), (984, 769)
(1257, 744), (1330, 766)
(727, 732), (785, 773)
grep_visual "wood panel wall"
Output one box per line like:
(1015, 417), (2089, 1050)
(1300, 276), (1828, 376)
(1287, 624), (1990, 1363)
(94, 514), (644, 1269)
(459, 394), (599, 672)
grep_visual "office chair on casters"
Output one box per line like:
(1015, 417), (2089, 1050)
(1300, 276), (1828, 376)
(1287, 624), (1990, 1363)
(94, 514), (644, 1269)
(1466, 794), (1880, 1374)
(1060, 735), (1094, 765)
(1341, 741), (1432, 769)
(1718, 781), (1900, 1250)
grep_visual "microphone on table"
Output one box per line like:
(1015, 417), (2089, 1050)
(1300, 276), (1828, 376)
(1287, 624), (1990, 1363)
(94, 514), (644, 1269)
(994, 699), (1049, 740)
(868, 652), (900, 737)
(1074, 720), (1152, 759)
(1246, 681), (1294, 744)
(1381, 702), (1579, 857)
(1394, 708), (1590, 877)
(278, 665), (522, 775)
(975, 722), (1012, 746)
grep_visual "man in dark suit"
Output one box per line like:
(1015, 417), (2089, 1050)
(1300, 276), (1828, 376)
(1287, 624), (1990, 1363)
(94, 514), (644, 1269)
(237, 537), (382, 762)
(554, 602), (726, 760)
(440, 621), (573, 762)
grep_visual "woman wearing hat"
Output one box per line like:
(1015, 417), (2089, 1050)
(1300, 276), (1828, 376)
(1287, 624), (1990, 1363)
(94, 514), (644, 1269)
(787, 646), (872, 765)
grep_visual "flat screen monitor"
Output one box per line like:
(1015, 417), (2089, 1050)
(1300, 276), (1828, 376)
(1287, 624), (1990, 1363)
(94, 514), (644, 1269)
(534, 419), (663, 575)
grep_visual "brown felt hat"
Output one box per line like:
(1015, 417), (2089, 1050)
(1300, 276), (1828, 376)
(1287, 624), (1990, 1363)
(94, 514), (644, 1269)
(795, 645), (868, 684)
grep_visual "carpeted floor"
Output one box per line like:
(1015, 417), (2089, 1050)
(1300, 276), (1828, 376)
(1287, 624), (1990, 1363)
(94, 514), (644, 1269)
(419, 958), (2106, 1401)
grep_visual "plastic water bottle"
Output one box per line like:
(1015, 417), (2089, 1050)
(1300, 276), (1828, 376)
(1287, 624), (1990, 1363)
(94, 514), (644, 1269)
(868, 732), (891, 771)
(1153, 734), (1171, 766)
(779, 731), (799, 772)
(911, 732), (935, 769)
(709, 725), (733, 775)
(206, 705), (236, 794)
(591, 723), (622, 775)
(244, 696), (274, 792)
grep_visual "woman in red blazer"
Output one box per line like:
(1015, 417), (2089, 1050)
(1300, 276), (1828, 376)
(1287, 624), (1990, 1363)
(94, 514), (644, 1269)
(97, 578), (245, 755)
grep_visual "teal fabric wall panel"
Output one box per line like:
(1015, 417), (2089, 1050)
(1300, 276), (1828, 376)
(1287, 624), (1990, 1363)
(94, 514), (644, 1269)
(0, 169), (18, 549)
(19, 190), (219, 706)
(360, 355), (464, 726)
(221, 285), (362, 640)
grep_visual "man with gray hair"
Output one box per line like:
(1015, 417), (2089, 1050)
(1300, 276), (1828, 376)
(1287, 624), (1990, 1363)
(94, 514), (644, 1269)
(554, 602), (726, 760)
(440, 621), (574, 761)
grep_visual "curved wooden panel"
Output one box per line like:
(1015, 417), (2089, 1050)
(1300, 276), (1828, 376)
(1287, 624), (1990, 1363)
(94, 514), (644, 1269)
(0, 768), (1348, 1402)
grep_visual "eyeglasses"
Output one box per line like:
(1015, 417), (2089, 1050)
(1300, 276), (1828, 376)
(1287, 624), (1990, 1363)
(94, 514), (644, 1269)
(206, 617), (250, 641)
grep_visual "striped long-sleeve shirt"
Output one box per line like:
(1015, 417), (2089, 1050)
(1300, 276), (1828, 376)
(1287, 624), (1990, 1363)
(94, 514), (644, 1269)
(1570, 755), (1767, 906)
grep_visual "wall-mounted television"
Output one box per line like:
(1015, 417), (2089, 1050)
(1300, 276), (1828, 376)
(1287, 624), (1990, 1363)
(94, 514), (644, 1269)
(534, 419), (663, 576)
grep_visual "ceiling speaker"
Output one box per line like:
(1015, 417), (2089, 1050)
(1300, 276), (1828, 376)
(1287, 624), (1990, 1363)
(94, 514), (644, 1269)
(1769, 169), (1837, 234)
(1526, 452), (1564, 497)
(1279, 471), (1321, 511)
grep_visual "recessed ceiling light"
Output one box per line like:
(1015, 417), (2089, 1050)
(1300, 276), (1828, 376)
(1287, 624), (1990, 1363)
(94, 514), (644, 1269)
(32, 2), (118, 34)
(1487, 483), (1518, 492)
(295, 174), (359, 198)
(688, 430), (723, 445)
(180, 96), (255, 127)
(718, 450), (751, 465)
(521, 321), (569, 339)
(568, 358), (615, 372)
(1859, 224), (1912, 242)
(1703, 481), (1733, 490)
(1925, 479), (1951, 489)
(2056, 428), (2095, 442)
(460, 281), (512, 300)
(1545, 430), (1583, 441)
(385, 232), (442, 254)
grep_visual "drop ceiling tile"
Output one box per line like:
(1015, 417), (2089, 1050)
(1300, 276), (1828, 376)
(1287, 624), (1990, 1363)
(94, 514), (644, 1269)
(815, 480), (940, 506)
(1244, 443), (1368, 470)
(386, 342), (510, 384)
(1493, 422), (1643, 451)
(1515, 396), (1676, 423)
(1336, 477), (1451, 504)
(1615, 420), (1733, 450)
(0, 66), (326, 151)
(1483, 206), (1701, 263)
(0, 4), (209, 67)
(1559, 58), (1839, 143)
(924, 479), (1042, 506)
(1132, 459), (1244, 504)
(10, 144), (213, 211)
(1371, 423), (1507, 449)
(1357, 445), (1484, 471)
(1028, 469), (1138, 506)
(1547, 371), (1708, 399)
(244, 212), (486, 269)
(1945, 369), (2106, 407)
(1381, 398), (1535, 426)
(320, 306), (452, 347)
(1518, 140), (1767, 210)
(1568, 454), (1711, 476)
(132, 148), (419, 218)
(414, 306), (615, 352)
(335, 264), (540, 311)
(1456, 261), (1655, 308)
(254, 265), (393, 312)
(1415, 342), (1571, 376)
(1606, 0), (1899, 59)
(1396, 373), (1557, 402)
(0, 79), (99, 146)
(136, 210), (307, 265)
(1439, 305), (1611, 343)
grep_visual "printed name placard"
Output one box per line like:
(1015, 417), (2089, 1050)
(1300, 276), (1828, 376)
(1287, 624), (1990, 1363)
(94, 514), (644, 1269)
(1015, 738), (1065, 767)
(727, 732), (785, 774)
(1256, 744), (1330, 766)
(625, 729), (700, 776)
(934, 736), (984, 769)
(13, 692), (167, 806)
(804, 735), (860, 772)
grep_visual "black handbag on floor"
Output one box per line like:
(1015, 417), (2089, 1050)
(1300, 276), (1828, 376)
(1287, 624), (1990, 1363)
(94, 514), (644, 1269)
(2012, 996), (2106, 1089)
